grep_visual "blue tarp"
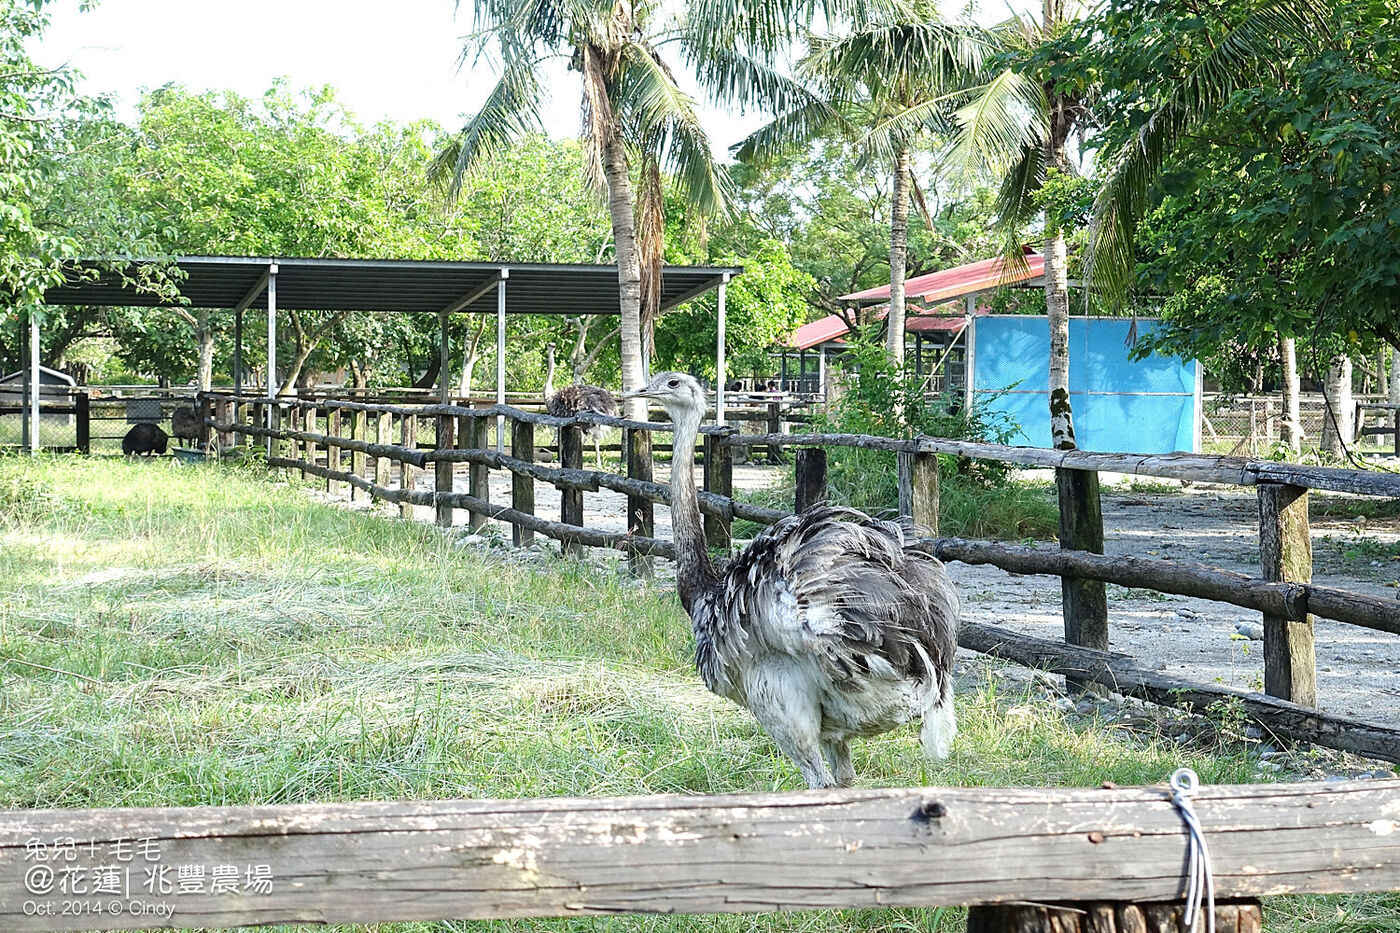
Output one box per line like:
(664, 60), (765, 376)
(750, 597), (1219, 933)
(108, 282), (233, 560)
(972, 316), (1199, 453)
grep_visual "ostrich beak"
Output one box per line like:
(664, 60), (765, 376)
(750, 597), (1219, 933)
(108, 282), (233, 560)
(622, 387), (654, 401)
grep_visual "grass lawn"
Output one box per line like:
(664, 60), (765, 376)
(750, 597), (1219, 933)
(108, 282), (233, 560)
(1, 456), (1393, 932)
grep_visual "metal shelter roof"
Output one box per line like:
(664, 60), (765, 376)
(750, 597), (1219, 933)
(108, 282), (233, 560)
(42, 256), (742, 316)
(840, 251), (1045, 306)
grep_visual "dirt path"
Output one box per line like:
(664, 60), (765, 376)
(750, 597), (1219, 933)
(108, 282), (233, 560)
(373, 461), (1400, 733)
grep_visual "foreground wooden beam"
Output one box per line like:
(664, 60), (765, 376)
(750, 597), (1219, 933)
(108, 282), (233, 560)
(1, 781), (1395, 932)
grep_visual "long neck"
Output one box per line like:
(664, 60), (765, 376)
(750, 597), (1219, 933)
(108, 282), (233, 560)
(544, 348), (555, 400)
(669, 406), (717, 612)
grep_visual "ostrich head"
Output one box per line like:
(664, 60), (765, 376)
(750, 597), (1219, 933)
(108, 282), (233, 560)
(624, 372), (707, 423)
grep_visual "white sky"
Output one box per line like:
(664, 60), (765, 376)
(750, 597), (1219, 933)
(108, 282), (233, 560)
(33, 0), (767, 153)
(35, 1), (1037, 157)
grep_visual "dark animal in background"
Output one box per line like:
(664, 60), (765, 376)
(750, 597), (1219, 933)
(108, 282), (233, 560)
(625, 372), (960, 789)
(170, 407), (200, 444)
(543, 342), (619, 469)
(123, 423), (168, 457)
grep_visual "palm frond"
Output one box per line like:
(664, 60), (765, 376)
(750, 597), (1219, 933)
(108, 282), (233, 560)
(800, 20), (991, 101)
(429, 56), (544, 197)
(941, 67), (1047, 185)
(1085, 0), (1330, 306)
(731, 97), (850, 164)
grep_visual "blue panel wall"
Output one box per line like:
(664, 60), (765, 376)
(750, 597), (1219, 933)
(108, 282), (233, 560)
(971, 316), (1198, 453)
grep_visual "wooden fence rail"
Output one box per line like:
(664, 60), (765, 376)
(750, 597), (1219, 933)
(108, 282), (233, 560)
(2, 779), (1396, 932)
(202, 394), (1400, 764)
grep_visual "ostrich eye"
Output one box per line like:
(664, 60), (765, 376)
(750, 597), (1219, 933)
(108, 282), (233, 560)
(667, 379), (679, 388)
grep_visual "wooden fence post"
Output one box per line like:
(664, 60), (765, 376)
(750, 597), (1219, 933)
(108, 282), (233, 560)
(560, 424), (585, 557)
(1258, 482), (1316, 707)
(349, 409), (368, 502)
(436, 414), (456, 528)
(1057, 466), (1108, 694)
(626, 426), (654, 577)
(375, 411), (391, 493)
(399, 414), (417, 520)
(302, 407), (318, 482)
(897, 449), (939, 535)
(766, 401), (785, 463)
(704, 433), (733, 547)
(794, 447), (827, 514)
(966, 900), (1263, 933)
(326, 408), (342, 496)
(197, 393), (212, 448)
(464, 414), (489, 532)
(75, 392), (90, 455)
(511, 417), (535, 547)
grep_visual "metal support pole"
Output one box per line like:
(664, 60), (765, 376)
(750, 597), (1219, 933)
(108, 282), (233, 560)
(28, 310), (40, 454)
(496, 268), (508, 452)
(233, 310), (243, 397)
(439, 308), (450, 405)
(265, 270), (277, 458)
(716, 273), (729, 426)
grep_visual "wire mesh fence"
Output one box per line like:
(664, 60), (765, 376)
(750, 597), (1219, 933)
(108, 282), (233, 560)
(1201, 393), (1396, 455)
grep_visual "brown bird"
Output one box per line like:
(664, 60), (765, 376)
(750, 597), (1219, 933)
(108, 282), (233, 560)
(543, 342), (618, 469)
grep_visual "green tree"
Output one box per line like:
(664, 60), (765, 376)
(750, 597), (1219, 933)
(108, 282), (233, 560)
(735, 5), (987, 363)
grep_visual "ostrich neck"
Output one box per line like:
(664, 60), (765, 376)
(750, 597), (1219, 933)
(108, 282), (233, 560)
(669, 407), (717, 612)
(544, 349), (555, 400)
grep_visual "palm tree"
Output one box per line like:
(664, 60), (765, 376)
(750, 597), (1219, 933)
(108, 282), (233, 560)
(735, 5), (988, 364)
(433, 0), (733, 416)
(939, 0), (1085, 450)
(437, 0), (899, 414)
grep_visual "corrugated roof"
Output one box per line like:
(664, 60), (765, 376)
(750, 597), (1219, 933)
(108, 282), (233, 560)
(43, 256), (741, 317)
(786, 305), (975, 349)
(840, 251), (1044, 305)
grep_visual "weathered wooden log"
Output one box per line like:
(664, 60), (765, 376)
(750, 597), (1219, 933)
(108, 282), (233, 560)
(435, 415), (455, 528)
(349, 409), (368, 503)
(704, 433), (733, 546)
(1259, 483), (1317, 707)
(208, 419), (427, 469)
(1058, 467), (1108, 695)
(266, 457), (432, 507)
(927, 538), (1400, 636)
(898, 450), (939, 536)
(374, 411), (391, 488)
(959, 621), (1400, 762)
(966, 901), (1261, 933)
(398, 414), (417, 519)
(795, 447), (828, 513)
(438, 491), (673, 559)
(560, 424), (585, 558)
(1, 781), (1394, 932)
(626, 427), (654, 577)
(464, 415), (489, 532)
(510, 417), (535, 547)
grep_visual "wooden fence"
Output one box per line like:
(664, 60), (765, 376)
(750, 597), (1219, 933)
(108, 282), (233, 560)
(3, 779), (1398, 932)
(198, 391), (1400, 763)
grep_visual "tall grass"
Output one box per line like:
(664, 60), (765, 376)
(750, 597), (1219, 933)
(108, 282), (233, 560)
(0, 456), (1379, 933)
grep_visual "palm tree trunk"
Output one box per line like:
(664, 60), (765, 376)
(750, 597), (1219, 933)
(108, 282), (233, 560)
(1044, 225), (1075, 450)
(1321, 353), (1353, 456)
(584, 45), (646, 419)
(886, 147), (912, 365)
(1279, 335), (1302, 452)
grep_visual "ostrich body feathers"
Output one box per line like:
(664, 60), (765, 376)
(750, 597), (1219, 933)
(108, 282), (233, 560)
(545, 384), (619, 424)
(691, 507), (959, 767)
(628, 371), (960, 788)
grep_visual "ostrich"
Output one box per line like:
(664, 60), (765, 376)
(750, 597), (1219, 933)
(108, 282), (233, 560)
(626, 372), (960, 789)
(543, 342), (619, 469)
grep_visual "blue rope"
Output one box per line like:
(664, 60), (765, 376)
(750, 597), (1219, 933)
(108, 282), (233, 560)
(1169, 767), (1216, 933)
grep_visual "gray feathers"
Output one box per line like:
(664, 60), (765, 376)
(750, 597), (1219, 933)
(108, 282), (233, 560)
(627, 370), (961, 789)
(692, 506), (959, 711)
